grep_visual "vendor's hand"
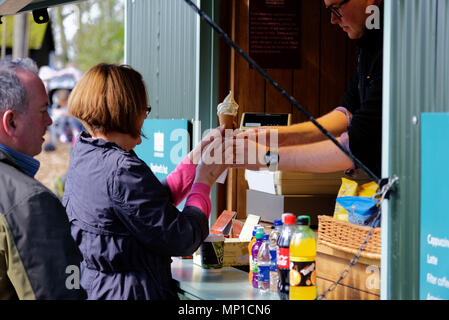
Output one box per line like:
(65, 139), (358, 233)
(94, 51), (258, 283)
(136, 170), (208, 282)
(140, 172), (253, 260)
(231, 135), (268, 171)
(235, 126), (285, 148)
(194, 135), (234, 186)
(189, 125), (226, 164)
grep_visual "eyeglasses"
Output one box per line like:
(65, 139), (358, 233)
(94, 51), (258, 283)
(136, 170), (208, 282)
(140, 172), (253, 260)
(145, 106), (152, 116)
(326, 0), (350, 19)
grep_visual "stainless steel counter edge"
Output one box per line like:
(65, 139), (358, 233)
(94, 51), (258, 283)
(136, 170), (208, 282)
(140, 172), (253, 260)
(171, 257), (280, 300)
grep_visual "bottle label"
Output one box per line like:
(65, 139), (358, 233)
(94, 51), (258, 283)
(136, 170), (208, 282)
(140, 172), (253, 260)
(277, 248), (289, 269)
(289, 260), (316, 287)
(258, 265), (270, 282)
(269, 250), (277, 271)
(253, 263), (258, 274)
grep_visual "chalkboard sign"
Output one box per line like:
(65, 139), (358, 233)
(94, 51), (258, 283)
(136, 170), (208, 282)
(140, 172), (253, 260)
(249, 0), (301, 69)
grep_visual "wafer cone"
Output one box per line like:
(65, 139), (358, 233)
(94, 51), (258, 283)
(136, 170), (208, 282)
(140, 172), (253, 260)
(218, 114), (235, 130)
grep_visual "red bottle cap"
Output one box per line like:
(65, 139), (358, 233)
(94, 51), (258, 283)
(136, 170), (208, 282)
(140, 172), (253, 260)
(284, 214), (296, 225)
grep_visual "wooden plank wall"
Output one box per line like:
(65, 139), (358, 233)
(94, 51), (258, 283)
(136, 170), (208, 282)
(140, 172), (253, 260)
(217, 0), (358, 219)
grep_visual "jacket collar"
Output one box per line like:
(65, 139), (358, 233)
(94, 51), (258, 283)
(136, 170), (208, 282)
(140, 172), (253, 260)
(78, 131), (121, 148)
(0, 148), (28, 175)
(0, 145), (40, 178)
(78, 131), (137, 156)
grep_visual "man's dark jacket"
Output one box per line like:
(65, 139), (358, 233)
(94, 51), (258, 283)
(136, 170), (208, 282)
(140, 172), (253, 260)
(0, 149), (86, 299)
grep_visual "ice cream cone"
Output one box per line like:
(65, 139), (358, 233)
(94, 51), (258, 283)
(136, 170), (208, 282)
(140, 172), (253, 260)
(219, 114), (235, 129)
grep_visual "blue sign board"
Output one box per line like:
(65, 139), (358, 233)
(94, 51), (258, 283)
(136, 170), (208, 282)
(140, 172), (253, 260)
(134, 119), (191, 182)
(420, 113), (449, 300)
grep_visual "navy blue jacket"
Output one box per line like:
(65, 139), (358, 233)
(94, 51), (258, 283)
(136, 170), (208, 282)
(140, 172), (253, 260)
(62, 132), (209, 300)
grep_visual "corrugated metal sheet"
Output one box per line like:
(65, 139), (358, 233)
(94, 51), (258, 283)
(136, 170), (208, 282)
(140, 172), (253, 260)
(125, 0), (198, 120)
(384, 0), (449, 299)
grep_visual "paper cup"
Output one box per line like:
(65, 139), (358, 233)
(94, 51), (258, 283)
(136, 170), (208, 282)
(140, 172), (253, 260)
(200, 234), (225, 270)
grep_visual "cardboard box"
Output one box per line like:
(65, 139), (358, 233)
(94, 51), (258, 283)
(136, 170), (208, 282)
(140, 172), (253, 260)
(246, 189), (335, 227)
(245, 170), (371, 196)
(222, 238), (250, 267)
(210, 210), (236, 236)
(193, 213), (261, 267)
(193, 237), (251, 267)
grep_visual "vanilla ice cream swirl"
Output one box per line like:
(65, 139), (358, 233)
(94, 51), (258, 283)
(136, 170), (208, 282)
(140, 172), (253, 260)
(217, 91), (239, 116)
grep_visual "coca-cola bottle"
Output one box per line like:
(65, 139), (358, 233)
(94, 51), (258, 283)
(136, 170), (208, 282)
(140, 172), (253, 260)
(277, 214), (297, 300)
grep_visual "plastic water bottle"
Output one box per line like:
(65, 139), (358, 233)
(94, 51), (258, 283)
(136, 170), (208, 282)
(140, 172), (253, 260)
(269, 219), (282, 292)
(251, 230), (264, 289)
(257, 234), (271, 292)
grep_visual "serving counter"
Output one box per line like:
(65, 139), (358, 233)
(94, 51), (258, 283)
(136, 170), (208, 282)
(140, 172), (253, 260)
(171, 257), (280, 300)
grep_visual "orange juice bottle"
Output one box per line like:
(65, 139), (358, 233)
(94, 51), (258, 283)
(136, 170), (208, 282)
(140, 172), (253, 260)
(289, 216), (317, 300)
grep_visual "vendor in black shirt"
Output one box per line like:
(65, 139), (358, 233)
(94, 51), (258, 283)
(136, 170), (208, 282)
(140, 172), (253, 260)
(234, 0), (384, 179)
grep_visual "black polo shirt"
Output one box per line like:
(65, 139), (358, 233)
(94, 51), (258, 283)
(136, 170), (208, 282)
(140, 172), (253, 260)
(342, 28), (383, 178)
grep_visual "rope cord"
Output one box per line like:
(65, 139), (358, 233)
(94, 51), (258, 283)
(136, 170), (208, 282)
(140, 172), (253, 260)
(183, 0), (380, 184)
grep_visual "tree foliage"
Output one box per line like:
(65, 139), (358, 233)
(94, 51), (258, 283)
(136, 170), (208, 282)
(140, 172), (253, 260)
(50, 0), (124, 72)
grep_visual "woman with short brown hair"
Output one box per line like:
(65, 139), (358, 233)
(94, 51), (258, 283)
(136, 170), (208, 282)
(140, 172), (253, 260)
(68, 63), (148, 141)
(63, 63), (230, 300)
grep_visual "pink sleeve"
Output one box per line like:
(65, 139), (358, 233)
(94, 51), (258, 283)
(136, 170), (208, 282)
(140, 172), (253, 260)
(185, 183), (212, 219)
(165, 155), (196, 206)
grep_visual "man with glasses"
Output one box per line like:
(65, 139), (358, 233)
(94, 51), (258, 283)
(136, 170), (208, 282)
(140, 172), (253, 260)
(234, 0), (384, 179)
(0, 58), (86, 299)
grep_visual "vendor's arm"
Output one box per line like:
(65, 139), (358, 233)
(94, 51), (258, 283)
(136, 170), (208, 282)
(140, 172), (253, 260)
(239, 109), (351, 147)
(233, 134), (354, 173)
(277, 138), (354, 173)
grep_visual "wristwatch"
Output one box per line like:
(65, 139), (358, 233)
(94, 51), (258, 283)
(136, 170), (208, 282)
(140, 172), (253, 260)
(264, 149), (279, 171)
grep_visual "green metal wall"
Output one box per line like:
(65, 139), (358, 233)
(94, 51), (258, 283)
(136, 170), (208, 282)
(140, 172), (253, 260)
(383, 0), (449, 299)
(125, 0), (222, 221)
(125, 0), (199, 119)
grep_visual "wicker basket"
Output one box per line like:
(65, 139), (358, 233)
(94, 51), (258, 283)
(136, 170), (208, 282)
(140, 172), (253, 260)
(317, 215), (381, 260)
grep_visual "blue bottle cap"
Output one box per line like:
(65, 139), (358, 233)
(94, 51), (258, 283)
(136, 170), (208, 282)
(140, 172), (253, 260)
(263, 234), (269, 241)
(274, 219), (282, 227)
(252, 225), (260, 236)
